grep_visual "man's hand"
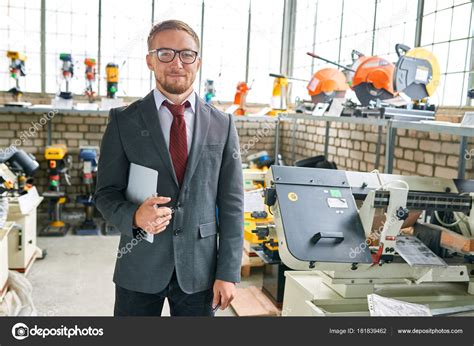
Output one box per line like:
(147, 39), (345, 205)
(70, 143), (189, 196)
(212, 280), (236, 310)
(133, 196), (172, 234)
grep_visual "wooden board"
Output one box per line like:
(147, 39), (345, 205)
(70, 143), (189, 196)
(231, 286), (280, 316)
(241, 251), (264, 278)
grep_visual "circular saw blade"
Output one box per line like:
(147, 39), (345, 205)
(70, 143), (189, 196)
(394, 47), (440, 99)
(353, 82), (394, 106)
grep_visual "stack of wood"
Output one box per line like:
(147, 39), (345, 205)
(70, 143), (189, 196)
(241, 240), (264, 278)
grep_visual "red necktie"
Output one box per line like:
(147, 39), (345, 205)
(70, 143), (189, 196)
(163, 100), (191, 187)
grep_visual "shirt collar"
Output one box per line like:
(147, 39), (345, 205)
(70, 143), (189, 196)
(153, 88), (196, 113)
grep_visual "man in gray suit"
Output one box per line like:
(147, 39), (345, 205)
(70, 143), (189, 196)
(94, 20), (244, 316)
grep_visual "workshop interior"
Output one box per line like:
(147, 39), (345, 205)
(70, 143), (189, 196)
(0, 0), (474, 318)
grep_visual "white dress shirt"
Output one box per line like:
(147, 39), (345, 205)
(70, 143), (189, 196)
(153, 88), (196, 155)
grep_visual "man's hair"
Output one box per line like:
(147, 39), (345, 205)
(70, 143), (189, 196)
(147, 20), (200, 52)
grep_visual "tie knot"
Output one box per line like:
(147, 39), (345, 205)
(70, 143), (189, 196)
(163, 100), (191, 118)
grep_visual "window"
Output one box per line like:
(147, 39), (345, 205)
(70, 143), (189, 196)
(246, 0), (284, 104)
(373, 0), (417, 61)
(0, 0), (41, 93)
(1, 0), (472, 106)
(44, 0), (99, 95)
(100, 0), (151, 97)
(201, 0), (249, 102)
(339, 0), (376, 65)
(420, 0), (473, 106)
(292, 0), (344, 102)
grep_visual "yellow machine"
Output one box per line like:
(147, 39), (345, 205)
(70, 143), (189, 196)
(394, 44), (440, 101)
(243, 166), (278, 259)
(269, 73), (289, 115)
(40, 144), (72, 236)
(106, 63), (119, 99)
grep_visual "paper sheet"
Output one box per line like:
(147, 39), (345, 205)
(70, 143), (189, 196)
(244, 189), (265, 213)
(368, 294), (432, 316)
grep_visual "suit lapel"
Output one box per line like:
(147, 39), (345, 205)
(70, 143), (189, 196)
(182, 96), (210, 188)
(139, 91), (179, 188)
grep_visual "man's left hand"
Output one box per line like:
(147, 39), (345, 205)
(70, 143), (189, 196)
(212, 279), (236, 310)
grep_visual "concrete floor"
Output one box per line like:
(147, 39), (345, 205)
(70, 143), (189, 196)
(27, 220), (263, 317)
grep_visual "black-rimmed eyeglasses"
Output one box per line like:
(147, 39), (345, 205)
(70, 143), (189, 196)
(149, 48), (198, 64)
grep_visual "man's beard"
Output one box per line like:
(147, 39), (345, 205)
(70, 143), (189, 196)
(157, 74), (194, 95)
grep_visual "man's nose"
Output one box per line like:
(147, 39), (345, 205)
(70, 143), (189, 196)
(170, 53), (183, 68)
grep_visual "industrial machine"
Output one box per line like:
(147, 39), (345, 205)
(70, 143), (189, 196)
(204, 79), (216, 103)
(242, 160), (283, 304)
(232, 81), (251, 115)
(306, 68), (349, 104)
(106, 63), (119, 99)
(393, 44), (440, 102)
(58, 53), (74, 100)
(269, 74), (289, 115)
(0, 148), (43, 274)
(40, 144), (72, 237)
(308, 46), (440, 120)
(351, 56), (396, 106)
(75, 147), (100, 235)
(84, 58), (97, 103)
(5, 51), (30, 107)
(264, 166), (474, 316)
(0, 221), (13, 301)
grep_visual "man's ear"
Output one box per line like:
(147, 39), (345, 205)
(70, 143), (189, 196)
(196, 57), (202, 71)
(146, 54), (154, 71)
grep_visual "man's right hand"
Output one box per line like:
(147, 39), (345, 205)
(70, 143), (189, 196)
(133, 196), (172, 234)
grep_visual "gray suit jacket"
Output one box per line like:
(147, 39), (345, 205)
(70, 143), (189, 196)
(94, 90), (244, 294)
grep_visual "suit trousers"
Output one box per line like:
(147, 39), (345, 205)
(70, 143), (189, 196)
(114, 271), (214, 316)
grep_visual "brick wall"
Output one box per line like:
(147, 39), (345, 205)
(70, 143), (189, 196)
(1, 91), (473, 213)
(0, 109), (277, 212)
(279, 115), (474, 180)
(0, 110), (109, 211)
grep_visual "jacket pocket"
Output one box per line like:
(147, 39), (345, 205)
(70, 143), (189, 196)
(199, 221), (218, 238)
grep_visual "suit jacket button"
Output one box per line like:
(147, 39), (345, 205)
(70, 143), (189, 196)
(173, 228), (181, 236)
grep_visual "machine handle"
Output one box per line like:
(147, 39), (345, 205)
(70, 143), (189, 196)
(311, 232), (344, 245)
(351, 49), (365, 62)
(269, 73), (286, 79)
(395, 43), (411, 58)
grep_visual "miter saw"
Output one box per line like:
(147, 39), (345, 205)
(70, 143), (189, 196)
(351, 55), (396, 106)
(306, 68), (349, 104)
(308, 45), (440, 120)
(393, 43), (440, 103)
(264, 166), (474, 316)
(349, 45), (439, 119)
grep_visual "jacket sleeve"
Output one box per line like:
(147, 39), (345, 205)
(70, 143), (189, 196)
(215, 113), (244, 283)
(94, 108), (139, 238)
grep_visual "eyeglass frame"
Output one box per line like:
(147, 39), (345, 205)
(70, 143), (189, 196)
(148, 48), (199, 64)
